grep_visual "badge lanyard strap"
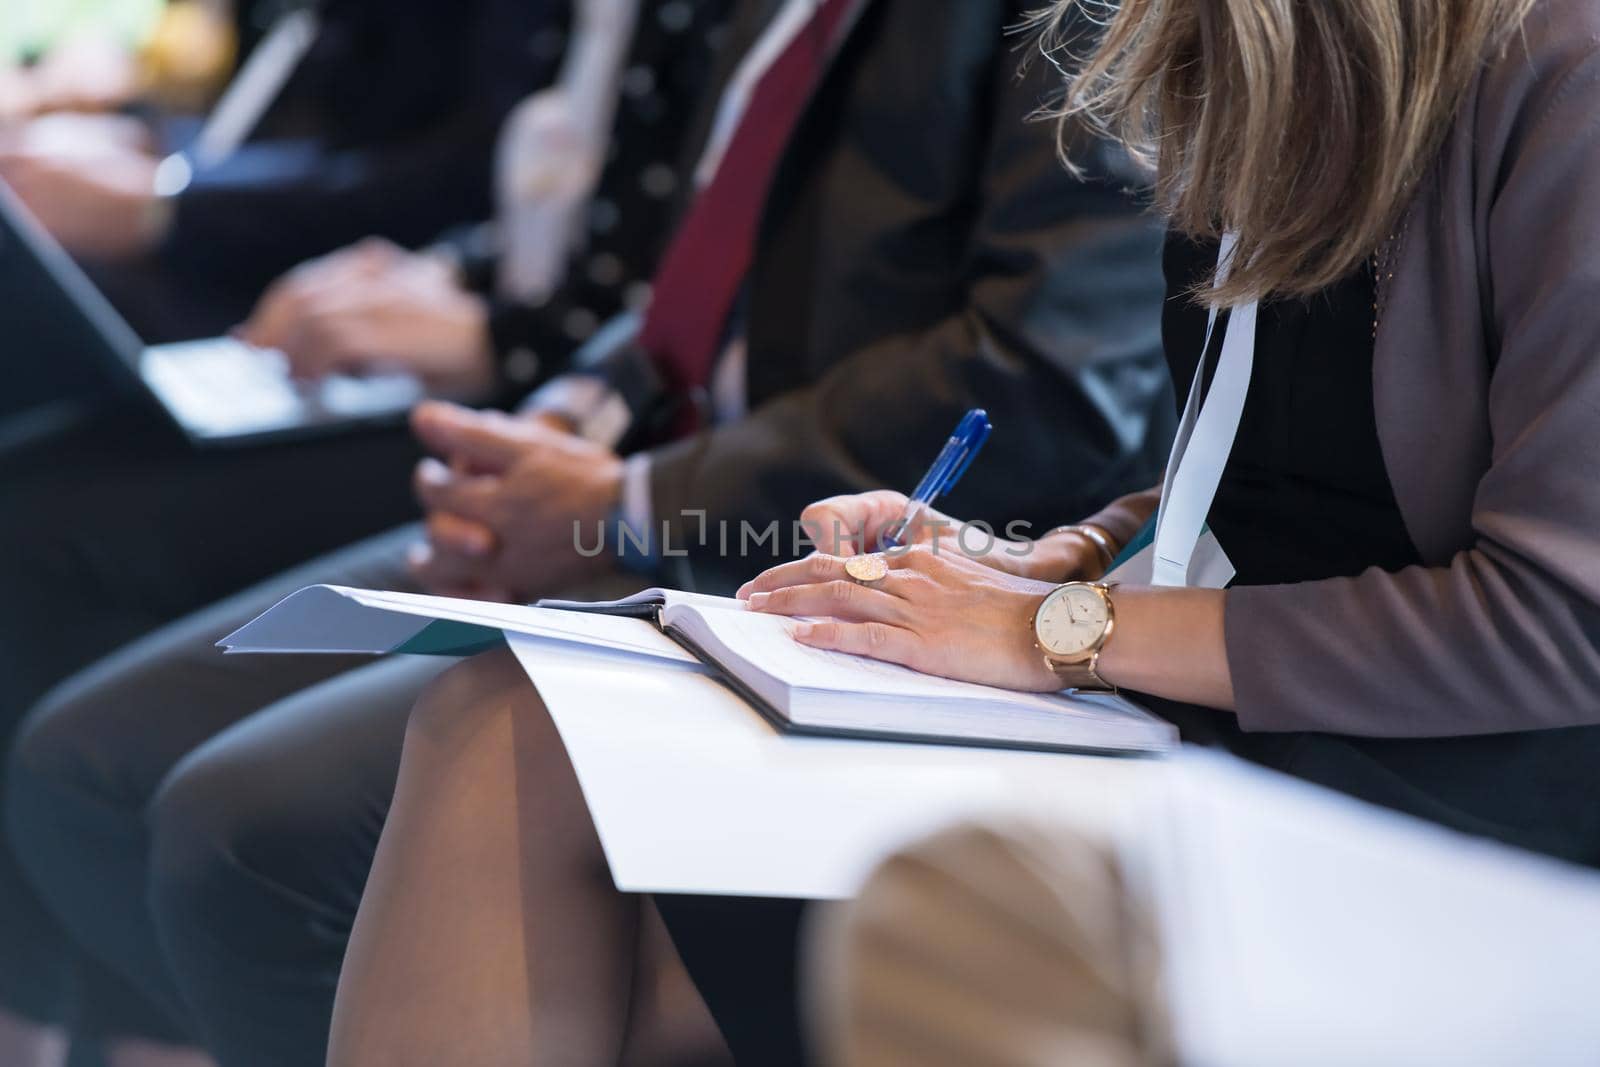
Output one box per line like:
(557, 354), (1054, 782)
(1150, 233), (1258, 588)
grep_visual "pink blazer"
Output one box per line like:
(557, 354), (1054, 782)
(1225, 0), (1600, 736)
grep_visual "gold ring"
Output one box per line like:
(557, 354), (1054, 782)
(844, 554), (890, 587)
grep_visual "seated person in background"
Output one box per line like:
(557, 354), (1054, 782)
(4, 0), (1172, 1064)
(1, 0), (236, 121)
(228, 0), (689, 401)
(2, 0), (158, 120)
(0, 0), (563, 342)
(0, 1), (731, 1063)
(324, 0), (1600, 1062)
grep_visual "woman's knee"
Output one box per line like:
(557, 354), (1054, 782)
(405, 647), (554, 753)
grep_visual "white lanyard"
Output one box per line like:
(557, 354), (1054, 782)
(191, 9), (322, 167)
(1149, 232), (1257, 587)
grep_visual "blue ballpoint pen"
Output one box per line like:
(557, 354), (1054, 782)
(878, 408), (993, 550)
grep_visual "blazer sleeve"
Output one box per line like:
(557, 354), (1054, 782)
(161, 126), (495, 289)
(637, 32), (1172, 591)
(1225, 25), (1600, 738)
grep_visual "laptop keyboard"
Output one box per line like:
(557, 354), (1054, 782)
(140, 338), (423, 438)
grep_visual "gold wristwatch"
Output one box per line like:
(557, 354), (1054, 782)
(1032, 581), (1118, 693)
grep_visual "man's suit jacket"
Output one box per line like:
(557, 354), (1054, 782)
(162, 0), (564, 301)
(580, 0), (1173, 592)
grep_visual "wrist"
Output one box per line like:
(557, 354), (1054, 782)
(1023, 523), (1119, 582)
(1030, 579), (1119, 693)
(1055, 523), (1117, 576)
(1094, 585), (1232, 708)
(1021, 591), (1067, 691)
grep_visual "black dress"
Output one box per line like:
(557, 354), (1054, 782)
(1159, 234), (1419, 585)
(661, 233), (1600, 1062)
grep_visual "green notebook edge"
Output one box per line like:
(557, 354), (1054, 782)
(391, 619), (506, 657)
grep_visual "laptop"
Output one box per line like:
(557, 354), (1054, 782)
(0, 180), (424, 447)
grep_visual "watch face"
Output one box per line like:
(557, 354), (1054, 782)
(1036, 584), (1110, 658)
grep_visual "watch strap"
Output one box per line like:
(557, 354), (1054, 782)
(1047, 649), (1116, 694)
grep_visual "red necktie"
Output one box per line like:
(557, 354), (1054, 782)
(639, 0), (860, 405)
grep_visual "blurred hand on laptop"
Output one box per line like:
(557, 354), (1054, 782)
(405, 400), (622, 602)
(238, 238), (497, 400)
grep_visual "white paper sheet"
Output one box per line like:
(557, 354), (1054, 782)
(509, 630), (1600, 1062)
(1139, 755), (1600, 1066)
(508, 634), (1160, 899)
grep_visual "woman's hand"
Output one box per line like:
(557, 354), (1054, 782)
(796, 490), (1116, 582)
(740, 547), (1063, 692)
(797, 491), (1048, 576)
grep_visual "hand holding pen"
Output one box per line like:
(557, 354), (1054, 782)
(877, 408), (993, 550)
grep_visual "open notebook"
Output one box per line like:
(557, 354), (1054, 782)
(221, 585), (1177, 755)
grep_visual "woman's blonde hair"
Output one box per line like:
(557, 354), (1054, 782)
(1038, 0), (1536, 305)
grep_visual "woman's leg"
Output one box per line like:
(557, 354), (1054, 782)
(329, 648), (728, 1066)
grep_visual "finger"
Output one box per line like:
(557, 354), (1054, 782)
(236, 276), (309, 348)
(0, 152), (40, 183)
(282, 311), (381, 380)
(790, 619), (923, 669)
(427, 511), (496, 557)
(799, 504), (868, 557)
(746, 579), (910, 623)
(738, 553), (850, 599)
(235, 304), (287, 350)
(738, 550), (932, 600)
(881, 542), (949, 573)
(799, 491), (908, 556)
(281, 335), (368, 381)
(353, 236), (402, 271)
(290, 239), (394, 287)
(407, 539), (491, 597)
(412, 457), (501, 522)
(527, 409), (579, 435)
(411, 401), (528, 473)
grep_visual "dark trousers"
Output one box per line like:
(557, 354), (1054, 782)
(5, 519), (641, 1065)
(0, 402), (420, 1042)
(4, 528), (435, 1061)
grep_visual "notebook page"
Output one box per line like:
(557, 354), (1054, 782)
(660, 590), (749, 613)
